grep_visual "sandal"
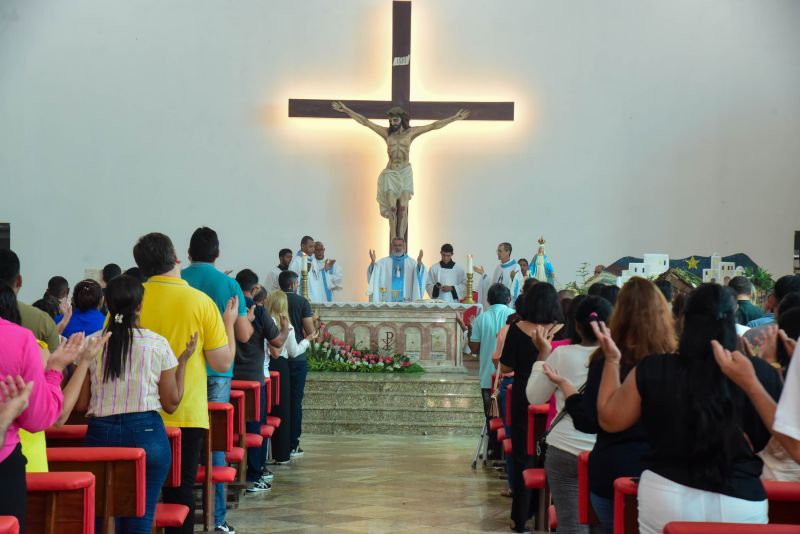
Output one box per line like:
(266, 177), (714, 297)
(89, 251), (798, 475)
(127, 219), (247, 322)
(500, 488), (513, 498)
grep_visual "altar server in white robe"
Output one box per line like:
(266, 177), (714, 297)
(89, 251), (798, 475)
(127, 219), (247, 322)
(265, 248), (293, 292)
(308, 241), (343, 303)
(475, 242), (522, 309)
(427, 243), (467, 303)
(367, 237), (427, 302)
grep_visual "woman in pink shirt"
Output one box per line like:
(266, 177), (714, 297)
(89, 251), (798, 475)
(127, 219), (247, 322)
(0, 283), (89, 531)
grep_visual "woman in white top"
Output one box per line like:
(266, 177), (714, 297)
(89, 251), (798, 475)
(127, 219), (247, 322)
(526, 295), (612, 534)
(76, 275), (195, 533)
(264, 291), (315, 463)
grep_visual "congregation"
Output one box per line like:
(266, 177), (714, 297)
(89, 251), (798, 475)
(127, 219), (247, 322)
(1, 226), (800, 534)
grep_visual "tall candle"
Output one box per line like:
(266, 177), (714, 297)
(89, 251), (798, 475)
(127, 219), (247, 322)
(467, 254), (473, 274)
(301, 252), (307, 273)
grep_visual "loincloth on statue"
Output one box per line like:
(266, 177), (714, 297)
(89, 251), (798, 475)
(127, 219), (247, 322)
(377, 164), (414, 218)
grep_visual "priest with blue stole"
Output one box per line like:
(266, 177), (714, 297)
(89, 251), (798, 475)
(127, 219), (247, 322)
(367, 237), (427, 302)
(475, 242), (522, 309)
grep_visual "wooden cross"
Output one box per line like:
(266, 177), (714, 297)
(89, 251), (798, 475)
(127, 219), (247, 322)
(288, 1), (514, 244)
(289, 1), (514, 122)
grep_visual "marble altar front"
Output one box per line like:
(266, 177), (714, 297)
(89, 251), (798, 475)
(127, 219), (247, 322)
(312, 301), (476, 370)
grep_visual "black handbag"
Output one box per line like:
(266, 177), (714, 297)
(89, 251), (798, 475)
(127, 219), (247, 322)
(534, 382), (586, 467)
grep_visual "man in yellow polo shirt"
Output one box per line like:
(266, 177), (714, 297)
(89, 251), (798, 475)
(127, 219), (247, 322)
(133, 233), (237, 534)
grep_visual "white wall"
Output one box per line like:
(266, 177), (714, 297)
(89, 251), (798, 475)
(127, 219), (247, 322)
(2, 0), (799, 302)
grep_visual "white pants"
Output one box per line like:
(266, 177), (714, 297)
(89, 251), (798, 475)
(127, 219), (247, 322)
(638, 470), (768, 534)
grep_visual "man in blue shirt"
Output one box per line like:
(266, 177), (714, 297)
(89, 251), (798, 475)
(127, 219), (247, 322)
(181, 227), (251, 534)
(469, 283), (515, 462)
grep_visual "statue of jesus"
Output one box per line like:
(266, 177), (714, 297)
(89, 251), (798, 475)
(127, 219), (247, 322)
(331, 101), (470, 240)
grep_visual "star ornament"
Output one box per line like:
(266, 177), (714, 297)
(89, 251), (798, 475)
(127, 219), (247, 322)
(686, 256), (700, 270)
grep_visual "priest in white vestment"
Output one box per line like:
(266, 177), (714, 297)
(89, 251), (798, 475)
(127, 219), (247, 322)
(476, 242), (522, 309)
(426, 243), (466, 303)
(308, 241), (343, 303)
(265, 248), (293, 292)
(288, 235), (316, 279)
(367, 237), (427, 302)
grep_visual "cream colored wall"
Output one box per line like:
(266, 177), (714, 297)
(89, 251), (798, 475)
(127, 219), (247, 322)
(2, 0), (799, 302)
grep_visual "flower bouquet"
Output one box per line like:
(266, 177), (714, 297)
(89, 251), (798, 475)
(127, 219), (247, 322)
(307, 323), (425, 373)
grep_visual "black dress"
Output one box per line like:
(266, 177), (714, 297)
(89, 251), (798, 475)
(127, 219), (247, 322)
(499, 322), (541, 531)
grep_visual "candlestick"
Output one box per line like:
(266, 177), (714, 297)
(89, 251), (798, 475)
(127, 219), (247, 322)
(301, 270), (309, 299)
(464, 272), (475, 304)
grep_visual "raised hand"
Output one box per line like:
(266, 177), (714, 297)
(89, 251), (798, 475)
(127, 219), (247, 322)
(58, 298), (72, 317)
(46, 332), (86, 372)
(510, 269), (517, 281)
(331, 101), (346, 113)
(247, 305), (256, 323)
(711, 340), (757, 390)
(455, 109), (470, 120)
(778, 329), (797, 358)
(326, 259), (336, 271)
(417, 250), (424, 263)
(590, 321), (622, 364)
(542, 363), (568, 387)
(305, 330), (318, 342)
(369, 249), (377, 265)
(531, 326), (552, 360)
(179, 332), (199, 364)
(473, 265), (485, 275)
(223, 296), (239, 328)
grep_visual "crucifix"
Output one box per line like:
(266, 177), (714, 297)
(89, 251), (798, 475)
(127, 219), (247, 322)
(289, 1), (514, 243)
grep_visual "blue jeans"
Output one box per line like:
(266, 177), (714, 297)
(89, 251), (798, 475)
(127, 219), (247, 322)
(590, 492), (614, 534)
(498, 376), (514, 489)
(207, 376), (231, 526)
(246, 382), (268, 481)
(85, 411), (170, 534)
(288, 358), (308, 449)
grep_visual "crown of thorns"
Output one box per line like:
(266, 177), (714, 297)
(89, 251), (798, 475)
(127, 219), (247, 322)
(386, 106), (409, 119)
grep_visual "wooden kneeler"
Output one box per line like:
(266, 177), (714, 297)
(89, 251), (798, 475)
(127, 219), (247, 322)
(153, 427), (189, 533)
(47, 447), (145, 534)
(196, 402), (235, 533)
(524, 403), (551, 532)
(0, 516), (18, 534)
(26, 471), (95, 534)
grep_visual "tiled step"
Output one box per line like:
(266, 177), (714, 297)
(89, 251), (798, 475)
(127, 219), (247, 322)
(302, 420), (483, 436)
(304, 391), (484, 410)
(302, 372), (485, 436)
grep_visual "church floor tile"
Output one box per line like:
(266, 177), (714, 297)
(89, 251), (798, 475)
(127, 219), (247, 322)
(225, 434), (530, 533)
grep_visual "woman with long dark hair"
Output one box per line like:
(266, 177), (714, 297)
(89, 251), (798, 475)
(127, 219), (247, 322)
(594, 284), (782, 533)
(541, 277), (677, 533)
(499, 282), (563, 532)
(78, 275), (196, 533)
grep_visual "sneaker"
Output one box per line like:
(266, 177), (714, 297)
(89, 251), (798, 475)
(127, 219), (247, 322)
(261, 469), (274, 482)
(290, 447), (304, 458)
(245, 479), (272, 493)
(215, 521), (236, 533)
(268, 458), (291, 465)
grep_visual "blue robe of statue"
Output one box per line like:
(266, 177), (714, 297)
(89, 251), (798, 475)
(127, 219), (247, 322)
(530, 254), (555, 285)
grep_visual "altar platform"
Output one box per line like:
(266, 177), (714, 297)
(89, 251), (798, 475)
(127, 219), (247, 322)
(312, 301), (479, 371)
(302, 370), (484, 436)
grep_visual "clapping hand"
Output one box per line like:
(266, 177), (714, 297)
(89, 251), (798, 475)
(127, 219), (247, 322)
(223, 296), (239, 328)
(473, 266), (485, 275)
(0, 375), (33, 420)
(179, 332), (199, 364)
(590, 321), (622, 365)
(455, 109), (470, 121)
(369, 249), (377, 265)
(711, 340), (758, 391)
(80, 332), (112, 362)
(417, 250), (424, 263)
(331, 101), (346, 113)
(46, 332), (86, 372)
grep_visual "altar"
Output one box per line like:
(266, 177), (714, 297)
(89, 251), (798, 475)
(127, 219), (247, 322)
(311, 301), (476, 370)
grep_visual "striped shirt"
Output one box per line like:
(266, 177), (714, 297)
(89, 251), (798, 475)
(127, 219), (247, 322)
(87, 328), (178, 417)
